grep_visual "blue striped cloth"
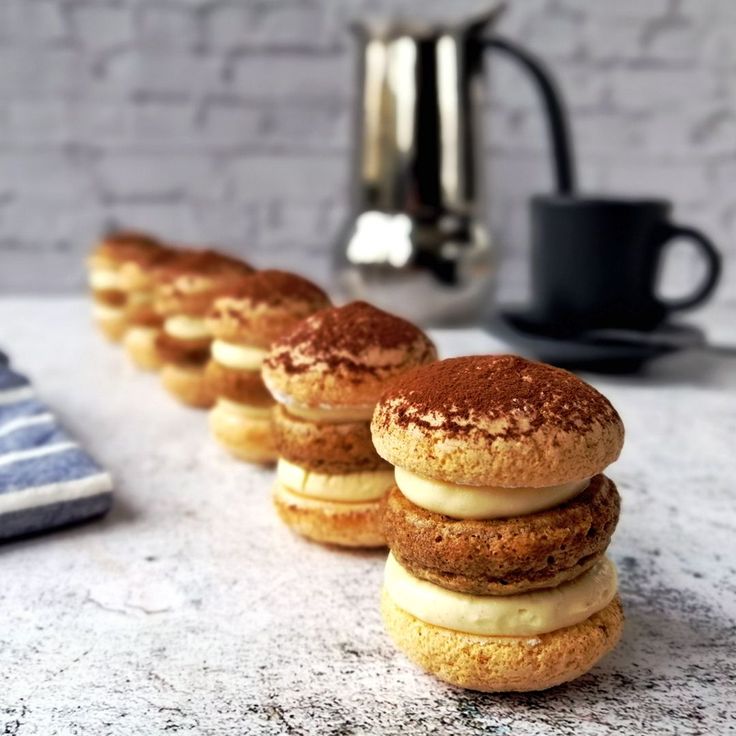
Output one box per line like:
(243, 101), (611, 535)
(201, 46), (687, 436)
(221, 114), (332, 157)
(0, 355), (113, 540)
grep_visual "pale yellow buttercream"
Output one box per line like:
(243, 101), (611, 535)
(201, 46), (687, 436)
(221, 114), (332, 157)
(214, 397), (273, 420)
(125, 291), (154, 306)
(211, 339), (267, 371)
(89, 269), (123, 290)
(92, 303), (125, 320)
(164, 315), (211, 340)
(277, 458), (393, 503)
(394, 467), (590, 520)
(383, 553), (618, 636)
(274, 482), (380, 512)
(283, 403), (375, 424)
(125, 325), (158, 341)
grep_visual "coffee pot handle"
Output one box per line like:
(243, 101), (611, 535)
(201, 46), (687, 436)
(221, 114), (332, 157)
(483, 36), (576, 194)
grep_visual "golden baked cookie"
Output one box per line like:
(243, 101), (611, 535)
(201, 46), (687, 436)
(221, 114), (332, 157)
(372, 354), (626, 691)
(206, 270), (330, 348)
(125, 305), (163, 329)
(205, 270), (329, 463)
(160, 363), (214, 408)
(116, 246), (173, 370)
(273, 483), (384, 547)
(119, 244), (174, 295)
(92, 289), (127, 307)
(272, 405), (389, 475)
(88, 230), (168, 343)
(124, 289), (164, 329)
(155, 331), (211, 366)
(119, 245), (173, 337)
(263, 302), (436, 548)
(382, 475), (620, 595)
(124, 326), (164, 371)
(209, 400), (276, 463)
(93, 308), (127, 342)
(381, 588), (624, 692)
(152, 249), (252, 406)
(204, 360), (274, 407)
(87, 230), (164, 274)
(262, 301), (437, 410)
(372, 355), (625, 487)
(154, 249), (253, 318)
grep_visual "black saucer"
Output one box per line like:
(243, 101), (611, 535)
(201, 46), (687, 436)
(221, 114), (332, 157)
(487, 308), (706, 373)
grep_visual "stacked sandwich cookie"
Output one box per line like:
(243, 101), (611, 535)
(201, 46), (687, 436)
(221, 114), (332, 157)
(262, 302), (436, 547)
(154, 249), (253, 408)
(121, 242), (176, 371)
(206, 270), (330, 463)
(371, 355), (625, 692)
(86, 230), (164, 342)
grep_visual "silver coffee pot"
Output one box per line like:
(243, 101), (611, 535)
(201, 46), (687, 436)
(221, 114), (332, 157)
(333, 4), (576, 325)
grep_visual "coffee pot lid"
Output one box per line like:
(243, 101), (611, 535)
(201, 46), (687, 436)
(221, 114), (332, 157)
(350, 2), (505, 40)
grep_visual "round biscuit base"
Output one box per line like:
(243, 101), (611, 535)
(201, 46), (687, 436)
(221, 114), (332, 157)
(381, 589), (623, 692)
(208, 403), (277, 465)
(124, 327), (163, 371)
(273, 405), (389, 474)
(95, 315), (127, 342)
(273, 483), (385, 548)
(161, 363), (215, 408)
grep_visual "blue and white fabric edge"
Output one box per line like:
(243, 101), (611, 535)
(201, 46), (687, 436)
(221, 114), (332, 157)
(0, 365), (113, 541)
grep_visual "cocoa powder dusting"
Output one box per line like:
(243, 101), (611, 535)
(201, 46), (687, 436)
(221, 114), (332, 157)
(94, 231), (166, 264)
(377, 355), (622, 440)
(155, 249), (253, 284)
(264, 301), (435, 376)
(211, 270), (329, 312)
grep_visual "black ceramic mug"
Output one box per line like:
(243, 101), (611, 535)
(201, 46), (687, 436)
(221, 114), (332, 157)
(530, 196), (722, 332)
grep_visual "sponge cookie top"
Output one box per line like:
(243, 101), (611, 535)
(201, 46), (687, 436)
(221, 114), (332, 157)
(371, 355), (624, 487)
(88, 230), (164, 272)
(154, 248), (254, 317)
(262, 301), (437, 408)
(207, 270), (330, 348)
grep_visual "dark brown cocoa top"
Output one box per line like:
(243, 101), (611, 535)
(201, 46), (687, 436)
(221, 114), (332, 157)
(154, 248), (253, 284)
(264, 301), (435, 375)
(375, 355), (622, 440)
(92, 230), (166, 264)
(213, 270), (329, 310)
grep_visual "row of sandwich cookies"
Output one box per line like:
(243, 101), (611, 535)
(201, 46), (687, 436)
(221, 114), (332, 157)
(87, 231), (626, 692)
(86, 231), (439, 544)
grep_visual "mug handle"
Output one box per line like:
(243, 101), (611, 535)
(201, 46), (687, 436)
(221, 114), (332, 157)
(655, 223), (722, 311)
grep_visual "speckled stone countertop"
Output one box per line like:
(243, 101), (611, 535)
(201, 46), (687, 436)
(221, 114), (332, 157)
(1, 297), (734, 736)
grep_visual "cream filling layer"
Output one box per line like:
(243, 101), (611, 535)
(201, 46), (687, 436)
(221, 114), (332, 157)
(164, 315), (211, 340)
(126, 291), (154, 307)
(394, 467), (590, 520)
(211, 340), (267, 371)
(284, 403), (375, 424)
(384, 553), (617, 637)
(89, 269), (123, 290)
(214, 397), (273, 420)
(274, 482), (380, 511)
(125, 325), (158, 341)
(277, 458), (393, 503)
(92, 303), (125, 320)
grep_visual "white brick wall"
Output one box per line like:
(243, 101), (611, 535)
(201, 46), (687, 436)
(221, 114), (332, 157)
(0, 0), (733, 308)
